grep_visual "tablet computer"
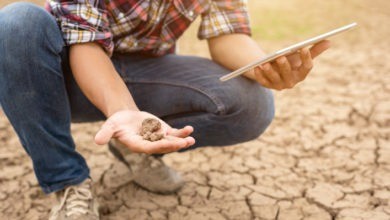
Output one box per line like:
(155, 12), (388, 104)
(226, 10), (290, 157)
(219, 22), (357, 82)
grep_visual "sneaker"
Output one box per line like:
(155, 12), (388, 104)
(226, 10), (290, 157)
(49, 178), (99, 220)
(108, 139), (185, 194)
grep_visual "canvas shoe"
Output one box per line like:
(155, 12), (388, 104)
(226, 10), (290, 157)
(49, 178), (99, 220)
(108, 139), (184, 194)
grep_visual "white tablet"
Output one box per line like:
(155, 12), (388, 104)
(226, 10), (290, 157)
(219, 22), (357, 82)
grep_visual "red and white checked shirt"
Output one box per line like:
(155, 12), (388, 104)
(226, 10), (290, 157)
(45, 0), (251, 56)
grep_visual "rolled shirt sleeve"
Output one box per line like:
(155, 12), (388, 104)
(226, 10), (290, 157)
(46, 0), (114, 55)
(198, 0), (251, 39)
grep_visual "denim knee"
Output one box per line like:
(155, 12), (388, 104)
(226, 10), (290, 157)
(219, 79), (275, 143)
(0, 2), (64, 55)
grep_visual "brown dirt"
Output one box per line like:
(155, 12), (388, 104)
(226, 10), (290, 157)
(0, 0), (389, 219)
(141, 118), (164, 142)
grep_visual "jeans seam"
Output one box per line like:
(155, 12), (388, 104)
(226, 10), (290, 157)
(44, 23), (65, 67)
(122, 79), (227, 115)
(36, 4), (63, 54)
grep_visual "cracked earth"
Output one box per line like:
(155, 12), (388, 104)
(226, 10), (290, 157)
(0, 0), (389, 219)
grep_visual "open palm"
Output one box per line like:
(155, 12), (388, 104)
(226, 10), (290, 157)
(94, 110), (195, 154)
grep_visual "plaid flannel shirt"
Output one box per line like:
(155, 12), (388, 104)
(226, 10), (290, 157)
(45, 0), (251, 56)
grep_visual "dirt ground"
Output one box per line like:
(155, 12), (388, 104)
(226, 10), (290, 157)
(0, 0), (389, 219)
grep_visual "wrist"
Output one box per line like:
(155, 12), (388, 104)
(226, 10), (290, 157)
(105, 102), (139, 117)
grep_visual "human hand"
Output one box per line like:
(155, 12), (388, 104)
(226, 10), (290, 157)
(94, 110), (195, 154)
(251, 40), (331, 90)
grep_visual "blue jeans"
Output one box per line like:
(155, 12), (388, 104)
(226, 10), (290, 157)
(0, 3), (274, 194)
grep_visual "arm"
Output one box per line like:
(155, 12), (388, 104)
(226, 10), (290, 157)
(207, 34), (266, 81)
(69, 43), (138, 117)
(208, 33), (331, 90)
(198, 1), (329, 90)
(48, 0), (194, 153)
(70, 43), (195, 153)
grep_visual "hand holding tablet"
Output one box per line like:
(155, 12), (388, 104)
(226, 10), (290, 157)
(220, 23), (357, 82)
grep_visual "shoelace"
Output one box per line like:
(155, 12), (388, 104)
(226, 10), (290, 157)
(56, 182), (93, 217)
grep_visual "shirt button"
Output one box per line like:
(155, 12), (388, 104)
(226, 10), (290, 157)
(187, 10), (194, 17)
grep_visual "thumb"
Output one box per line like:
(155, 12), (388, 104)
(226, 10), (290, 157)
(94, 121), (116, 145)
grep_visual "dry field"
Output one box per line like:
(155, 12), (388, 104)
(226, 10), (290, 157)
(0, 0), (389, 219)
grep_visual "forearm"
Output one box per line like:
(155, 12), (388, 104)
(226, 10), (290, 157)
(69, 43), (138, 117)
(208, 34), (265, 80)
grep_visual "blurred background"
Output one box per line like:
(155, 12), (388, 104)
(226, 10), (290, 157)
(0, 0), (389, 220)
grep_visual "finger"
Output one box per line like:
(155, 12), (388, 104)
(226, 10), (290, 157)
(185, 136), (196, 147)
(310, 40), (331, 59)
(253, 66), (271, 88)
(167, 126), (194, 138)
(165, 135), (196, 148)
(298, 47), (313, 80)
(94, 121), (116, 145)
(286, 52), (302, 69)
(262, 63), (283, 88)
(276, 56), (295, 88)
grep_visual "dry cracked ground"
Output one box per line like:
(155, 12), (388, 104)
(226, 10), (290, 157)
(0, 0), (389, 219)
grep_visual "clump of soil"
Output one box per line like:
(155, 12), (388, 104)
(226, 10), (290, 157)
(140, 118), (164, 141)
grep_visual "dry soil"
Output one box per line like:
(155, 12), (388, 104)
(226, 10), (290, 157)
(0, 0), (389, 219)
